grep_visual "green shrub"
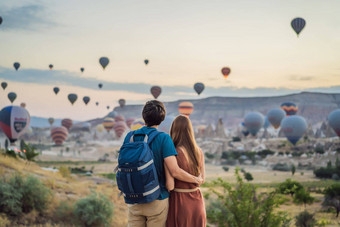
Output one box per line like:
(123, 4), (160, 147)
(205, 153), (214, 159)
(74, 192), (113, 227)
(0, 180), (22, 215)
(222, 166), (229, 172)
(0, 174), (51, 216)
(20, 141), (40, 161)
(244, 172), (253, 181)
(273, 163), (290, 172)
(315, 146), (325, 154)
(232, 137), (241, 142)
(206, 169), (291, 227)
(323, 183), (340, 217)
(277, 179), (303, 197)
(257, 149), (275, 158)
(295, 211), (316, 227)
(291, 165), (296, 176)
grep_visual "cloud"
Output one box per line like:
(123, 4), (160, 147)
(290, 75), (314, 81)
(0, 4), (56, 31)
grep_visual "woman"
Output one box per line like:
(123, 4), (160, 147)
(165, 115), (206, 227)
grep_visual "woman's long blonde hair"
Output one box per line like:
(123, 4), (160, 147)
(170, 115), (201, 176)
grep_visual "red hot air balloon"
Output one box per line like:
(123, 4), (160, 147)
(113, 121), (128, 138)
(0, 106), (31, 144)
(178, 102), (194, 117)
(221, 67), (231, 78)
(51, 126), (68, 146)
(61, 118), (73, 131)
(150, 86), (162, 99)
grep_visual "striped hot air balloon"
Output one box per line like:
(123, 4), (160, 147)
(178, 102), (194, 117)
(61, 118), (73, 131)
(51, 126), (68, 146)
(131, 118), (145, 130)
(115, 115), (125, 122)
(113, 121), (128, 138)
(126, 118), (135, 128)
(280, 102), (298, 116)
(102, 117), (115, 132)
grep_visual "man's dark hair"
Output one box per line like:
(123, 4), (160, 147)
(142, 100), (166, 127)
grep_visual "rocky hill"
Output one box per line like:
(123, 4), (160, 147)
(113, 92), (340, 128)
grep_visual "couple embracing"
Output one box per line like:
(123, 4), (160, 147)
(116, 100), (206, 227)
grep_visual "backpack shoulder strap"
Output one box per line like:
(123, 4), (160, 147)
(147, 131), (163, 145)
(124, 131), (135, 144)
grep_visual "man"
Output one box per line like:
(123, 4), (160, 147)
(124, 100), (202, 227)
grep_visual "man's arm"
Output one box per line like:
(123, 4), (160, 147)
(164, 164), (174, 191)
(164, 156), (202, 184)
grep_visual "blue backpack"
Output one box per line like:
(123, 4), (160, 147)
(116, 130), (162, 204)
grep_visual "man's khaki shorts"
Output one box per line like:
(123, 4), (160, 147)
(127, 198), (169, 227)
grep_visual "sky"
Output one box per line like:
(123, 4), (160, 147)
(0, 0), (339, 120)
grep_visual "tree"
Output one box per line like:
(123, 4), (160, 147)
(327, 160), (332, 169)
(323, 183), (340, 217)
(293, 189), (314, 208)
(244, 172), (253, 182)
(277, 179), (303, 197)
(207, 168), (291, 227)
(291, 164), (296, 176)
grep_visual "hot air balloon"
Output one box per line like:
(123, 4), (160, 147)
(53, 87), (60, 95)
(98, 83), (103, 89)
(159, 115), (175, 134)
(103, 117), (115, 132)
(150, 86), (161, 99)
(108, 111), (118, 118)
(291, 17), (306, 36)
(50, 126), (68, 146)
(83, 96), (90, 105)
(119, 99), (126, 108)
(106, 106), (110, 110)
(113, 121), (128, 138)
(267, 108), (286, 129)
(96, 124), (104, 133)
(96, 102), (99, 106)
(0, 106), (30, 144)
(221, 67), (231, 78)
(115, 115), (125, 122)
(48, 117), (54, 126)
(61, 118), (73, 131)
(280, 102), (298, 116)
(281, 116), (307, 145)
(68, 94), (77, 105)
(131, 118), (145, 130)
(13, 62), (20, 71)
(1, 82), (7, 90)
(244, 112), (264, 136)
(0, 16), (2, 25)
(80, 67), (84, 73)
(178, 102), (194, 117)
(194, 83), (205, 95)
(328, 109), (340, 137)
(125, 118), (135, 128)
(7, 92), (17, 103)
(99, 57), (109, 70)
(20, 103), (26, 108)
(49, 64), (53, 70)
(144, 59), (149, 65)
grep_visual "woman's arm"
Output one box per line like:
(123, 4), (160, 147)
(164, 164), (174, 191)
(200, 149), (205, 185)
